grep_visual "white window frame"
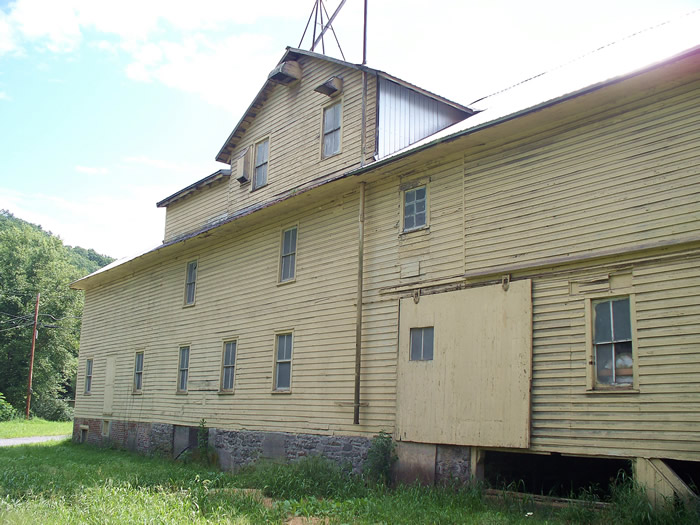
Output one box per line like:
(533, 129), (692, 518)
(252, 138), (269, 190)
(322, 100), (342, 158)
(85, 358), (93, 394)
(184, 260), (198, 306)
(585, 294), (638, 391)
(273, 332), (293, 392)
(279, 225), (298, 283)
(133, 351), (144, 393)
(402, 184), (429, 233)
(409, 326), (434, 361)
(177, 345), (190, 393)
(220, 340), (237, 393)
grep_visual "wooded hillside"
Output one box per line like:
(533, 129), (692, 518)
(0, 210), (114, 420)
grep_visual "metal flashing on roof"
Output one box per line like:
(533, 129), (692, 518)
(156, 169), (231, 208)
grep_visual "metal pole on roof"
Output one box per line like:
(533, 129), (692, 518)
(362, 0), (368, 65)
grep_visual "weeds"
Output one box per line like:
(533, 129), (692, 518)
(363, 430), (397, 486)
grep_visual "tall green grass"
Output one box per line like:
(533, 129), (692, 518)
(1, 441), (698, 524)
(0, 418), (73, 438)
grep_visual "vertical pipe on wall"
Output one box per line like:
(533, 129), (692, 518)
(354, 182), (366, 425)
(360, 0), (368, 167)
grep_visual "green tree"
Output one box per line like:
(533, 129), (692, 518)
(0, 210), (112, 419)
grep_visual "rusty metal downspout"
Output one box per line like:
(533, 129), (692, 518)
(353, 181), (366, 425)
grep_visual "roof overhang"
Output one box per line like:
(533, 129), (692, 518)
(156, 169), (231, 208)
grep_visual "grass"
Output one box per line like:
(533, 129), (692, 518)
(0, 418), (73, 438)
(0, 441), (698, 524)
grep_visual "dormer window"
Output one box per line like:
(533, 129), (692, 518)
(322, 102), (342, 158)
(253, 139), (269, 190)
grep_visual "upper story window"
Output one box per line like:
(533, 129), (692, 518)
(85, 358), (93, 393)
(185, 260), (197, 306)
(403, 185), (427, 232)
(274, 333), (293, 391)
(221, 340), (237, 392)
(279, 226), (298, 283)
(593, 297), (633, 387)
(410, 327), (434, 361)
(178, 346), (190, 392)
(253, 138), (269, 189)
(133, 351), (144, 393)
(322, 102), (342, 158)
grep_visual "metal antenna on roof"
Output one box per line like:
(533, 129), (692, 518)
(298, 0), (346, 60)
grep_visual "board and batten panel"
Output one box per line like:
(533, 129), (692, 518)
(463, 81), (700, 274)
(163, 179), (229, 242)
(377, 77), (467, 158)
(396, 280), (532, 448)
(529, 252), (700, 461)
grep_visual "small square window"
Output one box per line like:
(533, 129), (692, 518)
(178, 346), (190, 392)
(185, 260), (197, 306)
(133, 351), (144, 392)
(85, 358), (93, 393)
(410, 327), (434, 361)
(274, 333), (293, 391)
(593, 297), (633, 387)
(253, 139), (269, 189)
(279, 227), (297, 282)
(322, 102), (341, 158)
(221, 341), (237, 392)
(403, 186), (427, 231)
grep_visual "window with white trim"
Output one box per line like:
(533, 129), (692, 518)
(178, 346), (190, 392)
(593, 297), (633, 387)
(410, 327), (434, 361)
(274, 333), (293, 391)
(133, 351), (144, 392)
(185, 260), (197, 306)
(85, 358), (93, 393)
(322, 102), (341, 158)
(279, 226), (297, 282)
(403, 186), (427, 231)
(253, 138), (269, 189)
(221, 341), (237, 392)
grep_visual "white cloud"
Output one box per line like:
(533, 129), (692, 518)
(0, 91), (10, 100)
(75, 165), (108, 175)
(122, 155), (213, 175)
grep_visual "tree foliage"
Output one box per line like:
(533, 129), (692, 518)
(0, 210), (114, 419)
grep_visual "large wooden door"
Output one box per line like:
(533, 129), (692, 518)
(397, 280), (532, 448)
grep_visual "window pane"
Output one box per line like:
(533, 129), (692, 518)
(86, 359), (92, 375)
(255, 164), (267, 187)
(612, 298), (631, 340)
(593, 301), (612, 343)
(136, 353), (144, 372)
(614, 341), (633, 384)
(410, 328), (422, 360)
(276, 362), (290, 390)
(404, 215), (414, 231)
(180, 347), (189, 369)
(225, 342), (236, 366)
(256, 140), (268, 164)
(405, 190), (416, 205)
(179, 370), (188, 391)
(422, 327), (434, 360)
(595, 343), (613, 384)
(187, 261), (197, 283)
(223, 367), (234, 390)
(415, 212), (426, 228)
(135, 373), (142, 391)
(281, 255), (294, 281)
(324, 131), (340, 156)
(277, 334), (292, 360)
(415, 187), (426, 201)
(416, 199), (426, 213)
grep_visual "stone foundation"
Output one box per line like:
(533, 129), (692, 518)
(72, 418), (473, 484)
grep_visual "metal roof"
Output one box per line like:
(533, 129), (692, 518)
(156, 169), (231, 208)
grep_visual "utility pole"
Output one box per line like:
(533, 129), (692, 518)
(25, 292), (40, 419)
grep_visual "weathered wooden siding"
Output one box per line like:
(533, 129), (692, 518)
(163, 179), (229, 242)
(226, 55), (376, 218)
(77, 188), (393, 436)
(463, 81), (700, 274)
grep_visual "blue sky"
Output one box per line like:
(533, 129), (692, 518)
(0, 0), (698, 258)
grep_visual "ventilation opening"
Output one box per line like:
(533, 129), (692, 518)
(485, 451), (631, 498)
(80, 428), (88, 443)
(665, 459), (700, 496)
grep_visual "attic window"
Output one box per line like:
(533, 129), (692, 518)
(314, 76), (343, 97)
(268, 61), (302, 85)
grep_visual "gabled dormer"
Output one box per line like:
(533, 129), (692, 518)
(159, 47), (473, 243)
